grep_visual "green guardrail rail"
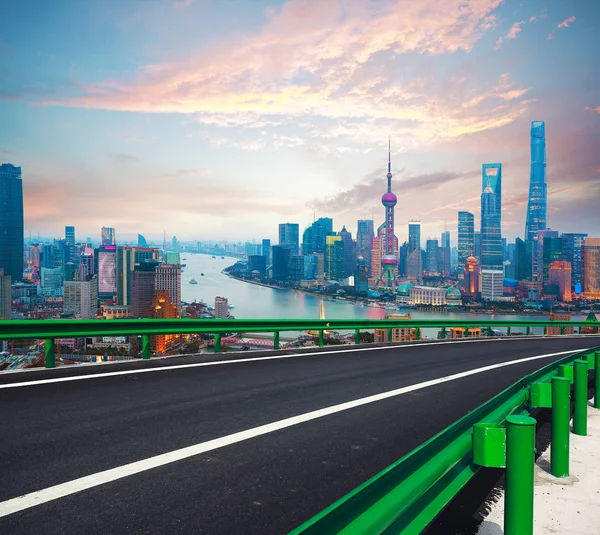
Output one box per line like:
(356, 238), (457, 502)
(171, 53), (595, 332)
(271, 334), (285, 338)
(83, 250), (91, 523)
(289, 347), (600, 535)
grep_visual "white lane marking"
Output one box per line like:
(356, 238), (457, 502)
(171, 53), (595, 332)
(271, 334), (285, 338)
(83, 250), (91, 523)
(0, 336), (589, 389)
(0, 348), (583, 518)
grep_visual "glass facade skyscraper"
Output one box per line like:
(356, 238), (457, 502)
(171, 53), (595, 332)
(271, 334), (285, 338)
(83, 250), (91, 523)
(525, 121), (547, 242)
(408, 221), (420, 254)
(356, 219), (374, 275)
(278, 223), (300, 254)
(561, 233), (587, 289)
(480, 163), (503, 269)
(0, 164), (24, 281)
(458, 211), (474, 267)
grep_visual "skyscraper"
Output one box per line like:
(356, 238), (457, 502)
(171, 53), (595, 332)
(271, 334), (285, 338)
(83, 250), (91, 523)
(525, 121), (547, 242)
(65, 226), (76, 263)
(582, 238), (600, 299)
(278, 223), (300, 254)
(307, 217), (334, 255)
(408, 221), (421, 254)
(63, 275), (98, 319)
(338, 226), (355, 278)
(156, 263), (181, 313)
(101, 227), (116, 246)
(548, 261), (572, 302)
(271, 245), (290, 281)
(376, 139), (399, 288)
(542, 236), (563, 283)
(138, 234), (147, 246)
(116, 246), (136, 306)
(458, 211), (475, 268)
(425, 238), (439, 274)
(480, 163), (503, 269)
(262, 239), (271, 266)
(533, 228), (559, 281)
(356, 220), (374, 275)
(325, 235), (344, 280)
(0, 268), (11, 320)
(0, 163), (24, 281)
(97, 246), (117, 299)
(131, 260), (160, 318)
(562, 233), (587, 290)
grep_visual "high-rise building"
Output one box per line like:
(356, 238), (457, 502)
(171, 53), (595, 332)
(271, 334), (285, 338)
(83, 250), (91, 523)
(305, 217), (334, 255)
(214, 296), (229, 319)
(101, 227), (116, 246)
(408, 221), (421, 254)
(398, 241), (408, 277)
(97, 246), (117, 299)
(138, 234), (147, 246)
(63, 275), (98, 319)
(248, 255), (267, 277)
(116, 246), (136, 306)
(338, 226), (355, 278)
(561, 233), (587, 290)
(41, 244), (55, 269)
(301, 226), (313, 255)
(542, 236), (563, 283)
(480, 163), (502, 269)
(425, 238), (439, 274)
(481, 269), (504, 301)
(149, 290), (178, 353)
(548, 261), (572, 302)
(582, 238), (600, 299)
(473, 231), (482, 262)
(515, 238), (533, 281)
(134, 247), (159, 265)
(533, 229), (559, 282)
(155, 263), (181, 313)
(441, 231), (450, 248)
(79, 252), (94, 282)
(325, 235), (344, 281)
(65, 226), (76, 263)
(271, 245), (290, 281)
(166, 251), (180, 265)
(279, 223), (300, 254)
(130, 261), (159, 318)
(262, 239), (271, 266)
(0, 163), (24, 281)
(288, 255), (305, 282)
(0, 268), (11, 320)
(463, 257), (480, 299)
(376, 140), (399, 288)
(525, 121), (547, 242)
(356, 220), (375, 275)
(406, 249), (422, 285)
(355, 255), (369, 294)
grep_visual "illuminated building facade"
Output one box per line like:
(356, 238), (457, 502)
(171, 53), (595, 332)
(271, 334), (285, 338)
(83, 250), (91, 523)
(548, 260), (572, 302)
(458, 211), (474, 267)
(582, 238), (600, 298)
(463, 256), (480, 299)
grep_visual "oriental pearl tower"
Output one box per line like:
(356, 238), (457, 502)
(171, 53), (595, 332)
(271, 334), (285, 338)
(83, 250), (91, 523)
(375, 137), (398, 289)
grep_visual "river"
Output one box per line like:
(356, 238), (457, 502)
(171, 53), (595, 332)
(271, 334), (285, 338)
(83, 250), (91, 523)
(180, 253), (586, 334)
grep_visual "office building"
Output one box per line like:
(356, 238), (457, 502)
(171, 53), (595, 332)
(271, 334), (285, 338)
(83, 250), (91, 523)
(117, 246), (136, 306)
(525, 121), (547, 242)
(582, 238), (600, 298)
(306, 217), (334, 255)
(548, 261), (572, 302)
(533, 229), (559, 282)
(406, 249), (423, 284)
(97, 246), (117, 299)
(562, 233), (587, 290)
(463, 256), (480, 299)
(79, 252), (95, 282)
(481, 269), (504, 301)
(325, 235), (344, 281)
(355, 255), (369, 293)
(473, 231), (482, 262)
(41, 244), (55, 269)
(480, 163), (503, 269)
(248, 255), (267, 277)
(515, 238), (533, 281)
(542, 236), (563, 283)
(155, 263), (181, 313)
(288, 255), (305, 282)
(398, 242), (408, 277)
(425, 238), (439, 274)
(63, 275), (98, 319)
(409, 286), (447, 306)
(130, 261), (159, 318)
(134, 247), (159, 265)
(65, 226), (76, 263)
(408, 221), (421, 254)
(0, 163), (24, 281)
(271, 245), (290, 281)
(149, 290), (178, 353)
(214, 296), (229, 319)
(138, 234), (147, 246)
(165, 251), (180, 265)
(279, 223), (300, 254)
(338, 226), (355, 278)
(262, 239), (271, 266)
(357, 220), (375, 276)
(458, 212), (474, 267)
(101, 227), (116, 246)
(0, 268), (11, 320)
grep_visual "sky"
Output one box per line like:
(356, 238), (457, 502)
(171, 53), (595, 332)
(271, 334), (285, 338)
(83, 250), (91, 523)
(1, 0), (598, 246)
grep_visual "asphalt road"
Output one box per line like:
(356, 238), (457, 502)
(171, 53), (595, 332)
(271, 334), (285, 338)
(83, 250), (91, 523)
(0, 336), (598, 535)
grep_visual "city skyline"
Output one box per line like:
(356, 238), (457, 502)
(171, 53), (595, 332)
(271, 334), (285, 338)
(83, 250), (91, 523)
(1, 0), (598, 241)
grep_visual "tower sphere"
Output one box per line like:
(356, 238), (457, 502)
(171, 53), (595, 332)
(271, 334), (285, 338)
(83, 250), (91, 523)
(382, 192), (397, 207)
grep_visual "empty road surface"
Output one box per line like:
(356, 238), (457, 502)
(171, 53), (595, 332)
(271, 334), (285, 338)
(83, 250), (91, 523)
(1, 336), (598, 535)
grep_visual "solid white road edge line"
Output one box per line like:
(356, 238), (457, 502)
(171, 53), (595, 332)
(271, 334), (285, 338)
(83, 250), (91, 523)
(0, 336), (583, 389)
(0, 348), (583, 518)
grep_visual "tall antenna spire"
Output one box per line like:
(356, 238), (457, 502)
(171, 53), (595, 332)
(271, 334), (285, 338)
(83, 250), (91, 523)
(388, 136), (391, 174)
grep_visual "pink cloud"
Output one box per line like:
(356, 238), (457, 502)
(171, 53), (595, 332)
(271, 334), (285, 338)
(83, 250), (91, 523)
(558, 16), (576, 28)
(173, 0), (195, 10)
(585, 106), (600, 114)
(506, 20), (526, 39)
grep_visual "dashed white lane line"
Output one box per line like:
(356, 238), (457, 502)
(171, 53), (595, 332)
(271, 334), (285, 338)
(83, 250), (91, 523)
(0, 348), (583, 518)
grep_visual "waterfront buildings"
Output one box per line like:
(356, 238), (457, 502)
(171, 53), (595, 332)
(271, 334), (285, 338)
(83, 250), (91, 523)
(463, 256), (480, 299)
(408, 221), (421, 254)
(0, 269), (11, 320)
(514, 237), (533, 281)
(533, 229), (559, 282)
(582, 238), (600, 298)
(548, 261), (572, 302)
(525, 121), (547, 242)
(425, 238), (439, 274)
(375, 140), (399, 288)
(0, 163), (24, 281)
(248, 255), (267, 277)
(409, 286), (447, 306)
(355, 255), (369, 294)
(63, 275), (98, 319)
(262, 239), (271, 266)
(406, 249), (423, 284)
(473, 231), (482, 262)
(561, 233), (587, 290)
(325, 235), (344, 280)
(272, 245), (290, 281)
(542, 236), (563, 283)
(138, 234), (147, 246)
(338, 226), (355, 278)
(480, 163), (503, 269)
(458, 212), (474, 267)
(156, 263), (181, 312)
(279, 223), (299, 254)
(481, 269), (504, 301)
(214, 296), (229, 319)
(101, 227), (116, 246)
(356, 220), (375, 276)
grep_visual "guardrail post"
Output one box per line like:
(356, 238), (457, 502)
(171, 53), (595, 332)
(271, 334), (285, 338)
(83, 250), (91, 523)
(387, 327), (393, 342)
(214, 333), (222, 353)
(354, 328), (360, 345)
(507, 326), (511, 337)
(560, 326), (565, 336)
(274, 331), (280, 350)
(463, 326), (468, 338)
(526, 325), (531, 336)
(415, 327), (421, 341)
(544, 326), (547, 336)
(45, 338), (55, 368)
(440, 327), (446, 339)
(504, 415), (536, 535)
(573, 359), (588, 436)
(551, 376), (570, 477)
(318, 329), (324, 347)
(595, 352), (600, 409)
(487, 326), (492, 337)
(142, 335), (151, 360)
(558, 363), (573, 382)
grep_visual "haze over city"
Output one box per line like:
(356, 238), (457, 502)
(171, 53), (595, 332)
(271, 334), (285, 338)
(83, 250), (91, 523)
(1, 0), (598, 242)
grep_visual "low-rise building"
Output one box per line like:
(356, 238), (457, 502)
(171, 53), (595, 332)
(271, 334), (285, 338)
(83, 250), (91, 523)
(409, 286), (447, 306)
(374, 314), (415, 342)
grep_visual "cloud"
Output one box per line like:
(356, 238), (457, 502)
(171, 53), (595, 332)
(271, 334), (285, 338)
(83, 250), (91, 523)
(108, 152), (139, 163)
(585, 106), (600, 114)
(495, 19), (527, 50)
(32, 0), (533, 147)
(558, 16), (576, 28)
(173, 0), (195, 10)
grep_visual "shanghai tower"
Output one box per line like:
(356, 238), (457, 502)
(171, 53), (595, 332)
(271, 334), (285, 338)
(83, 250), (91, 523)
(375, 138), (398, 288)
(525, 121), (547, 241)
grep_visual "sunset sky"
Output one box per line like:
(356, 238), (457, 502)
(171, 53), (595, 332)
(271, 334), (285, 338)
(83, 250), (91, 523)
(1, 0), (598, 245)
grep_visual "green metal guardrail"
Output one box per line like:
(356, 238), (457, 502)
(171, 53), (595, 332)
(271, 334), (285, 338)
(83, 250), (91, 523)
(0, 318), (598, 368)
(289, 347), (600, 535)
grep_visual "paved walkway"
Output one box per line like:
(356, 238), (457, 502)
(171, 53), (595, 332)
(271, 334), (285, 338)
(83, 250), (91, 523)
(478, 403), (600, 535)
